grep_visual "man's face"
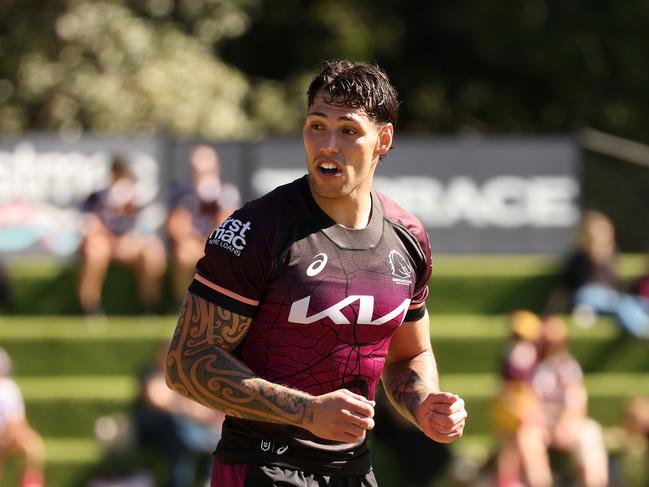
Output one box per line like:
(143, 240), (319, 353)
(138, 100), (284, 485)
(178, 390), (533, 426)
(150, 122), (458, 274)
(303, 92), (393, 202)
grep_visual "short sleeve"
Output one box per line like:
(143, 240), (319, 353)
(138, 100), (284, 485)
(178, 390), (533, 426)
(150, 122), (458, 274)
(377, 191), (433, 324)
(403, 228), (432, 322)
(188, 204), (274, 318)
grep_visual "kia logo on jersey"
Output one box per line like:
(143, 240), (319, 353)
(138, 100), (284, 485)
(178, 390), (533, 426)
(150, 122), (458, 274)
(288, 295), (411, 325)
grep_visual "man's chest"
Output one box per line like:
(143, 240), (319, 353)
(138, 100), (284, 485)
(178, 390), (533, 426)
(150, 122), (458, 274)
(264, 230), (416, 328)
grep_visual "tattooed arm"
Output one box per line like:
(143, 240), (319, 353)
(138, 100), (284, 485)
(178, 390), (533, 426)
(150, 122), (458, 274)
(165, 292), (375, 443)
(382, 310), (467, 443)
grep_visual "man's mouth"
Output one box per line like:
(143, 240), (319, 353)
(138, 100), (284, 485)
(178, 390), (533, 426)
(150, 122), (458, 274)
(317, 161), (342, 176)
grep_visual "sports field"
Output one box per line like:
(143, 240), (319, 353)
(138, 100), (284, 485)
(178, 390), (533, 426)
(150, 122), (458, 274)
(2, 255), (649, 485)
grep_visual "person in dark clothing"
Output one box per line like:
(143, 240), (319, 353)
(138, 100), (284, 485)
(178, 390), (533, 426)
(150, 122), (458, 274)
(166, 145), (241, 305)
(77, 156), (166, 315)
(547, 210), (649, 338)
(133, 344), (223, 487)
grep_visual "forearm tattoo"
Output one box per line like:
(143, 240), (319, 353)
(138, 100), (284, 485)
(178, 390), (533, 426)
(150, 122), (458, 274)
(383, 351), (438, 424)
(166, 293), (312, 426)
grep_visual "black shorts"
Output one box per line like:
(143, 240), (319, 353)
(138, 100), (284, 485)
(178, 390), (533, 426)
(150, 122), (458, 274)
(211, 459), (379, 487)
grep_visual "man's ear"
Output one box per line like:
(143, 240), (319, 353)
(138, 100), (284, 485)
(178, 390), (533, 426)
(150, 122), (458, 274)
(375, 123), (394, 157)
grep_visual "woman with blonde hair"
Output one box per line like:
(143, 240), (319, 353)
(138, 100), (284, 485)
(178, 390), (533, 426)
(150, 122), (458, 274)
(548, 210), (649, 339)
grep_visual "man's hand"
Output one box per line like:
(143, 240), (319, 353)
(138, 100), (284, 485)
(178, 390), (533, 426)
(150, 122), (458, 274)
(304, 389), (375, 443)
(415, 391), (466, 443)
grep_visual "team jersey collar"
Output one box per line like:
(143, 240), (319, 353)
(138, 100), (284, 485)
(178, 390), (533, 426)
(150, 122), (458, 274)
(300, 175), (384, 250)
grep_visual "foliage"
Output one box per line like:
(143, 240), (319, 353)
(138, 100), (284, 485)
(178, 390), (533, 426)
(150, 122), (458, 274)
(0, 0), (303, 138)
(2, 0), (649, 142)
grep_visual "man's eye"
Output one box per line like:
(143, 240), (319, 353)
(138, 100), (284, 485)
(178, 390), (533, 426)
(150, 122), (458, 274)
(342, 128), (357, 135)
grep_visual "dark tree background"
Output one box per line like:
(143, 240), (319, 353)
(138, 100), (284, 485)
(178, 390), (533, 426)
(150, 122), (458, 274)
(1, 0), (648, 248)
(3, 0), (649, 140)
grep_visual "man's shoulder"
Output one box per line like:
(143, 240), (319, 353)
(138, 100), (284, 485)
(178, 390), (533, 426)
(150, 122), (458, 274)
(233, 176), (311, 232)
(243, 176), (306, 210)
(376, 191), (427, 242)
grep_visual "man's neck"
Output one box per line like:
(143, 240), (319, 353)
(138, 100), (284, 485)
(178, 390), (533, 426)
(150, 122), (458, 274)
(309, 185), (373, 229)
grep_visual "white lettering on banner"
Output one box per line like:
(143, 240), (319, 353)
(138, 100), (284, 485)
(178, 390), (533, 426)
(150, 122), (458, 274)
(373, 175), (579, 228)
(288, 295), (411, 325)
(0, 142), (159, 206)
(251, 170), (579, 228)
(208, 218), (252, 256)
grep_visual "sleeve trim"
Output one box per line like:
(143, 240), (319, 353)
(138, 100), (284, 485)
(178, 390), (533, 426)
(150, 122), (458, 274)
(403, 305), (426, 323)
(408, 301), (426, 310)
(194, 273), (259, 306)
(188, 280), (257, 317)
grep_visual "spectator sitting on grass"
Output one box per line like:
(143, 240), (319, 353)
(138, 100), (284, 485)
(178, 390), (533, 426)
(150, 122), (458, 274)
(547, 210), (649, 339)
(133, 342), (224, 487)
(0, 347), (44, 487)
(532, 315), (609, 487)
(77, 156), (167, 315)
(165, 145), (241, 305)
(491, 310), (552, 487)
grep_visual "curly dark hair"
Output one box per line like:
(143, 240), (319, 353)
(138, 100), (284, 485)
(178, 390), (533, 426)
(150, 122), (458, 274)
(306, 60), (399, 126)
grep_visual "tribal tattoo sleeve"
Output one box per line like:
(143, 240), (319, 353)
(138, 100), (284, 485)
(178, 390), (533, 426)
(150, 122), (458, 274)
(165, 292), (314, 426)
(382, 350), (438, 424)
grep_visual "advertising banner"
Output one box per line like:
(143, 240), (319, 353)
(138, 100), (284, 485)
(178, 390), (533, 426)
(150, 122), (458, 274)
(251, 136), (581, 253)
(0, 134), (580, 257)
(0, 135), (165, 256)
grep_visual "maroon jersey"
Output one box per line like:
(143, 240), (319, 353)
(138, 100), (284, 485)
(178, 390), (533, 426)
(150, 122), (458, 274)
(189, 175), (432, 475)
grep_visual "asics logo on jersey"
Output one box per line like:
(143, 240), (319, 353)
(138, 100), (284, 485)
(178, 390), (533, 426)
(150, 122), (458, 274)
(208, 218), (251, 256)
(389, 250), (413, 285)
(289, 295), (411, 325)
(306, 253), (328, 277)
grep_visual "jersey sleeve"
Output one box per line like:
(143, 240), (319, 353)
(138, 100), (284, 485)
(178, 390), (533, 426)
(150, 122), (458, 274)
(404, 226), (432, 322)
(188, 203), (274, 318)
(377, 191), (433, 323)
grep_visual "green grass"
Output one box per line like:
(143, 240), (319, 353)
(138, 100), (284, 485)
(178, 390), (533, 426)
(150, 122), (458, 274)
(2, 254), (648, 486)
(45, 438), (101, 463)
(0, 316), (176, 339)
(17, 376), (137, 400)
(6, 254), (646, 315)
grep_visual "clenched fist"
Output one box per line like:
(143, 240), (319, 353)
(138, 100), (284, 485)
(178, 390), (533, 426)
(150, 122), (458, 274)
(416, 391), (467, 443)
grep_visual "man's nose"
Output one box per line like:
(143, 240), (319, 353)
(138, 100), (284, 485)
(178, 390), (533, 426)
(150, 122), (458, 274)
(319, 132), (339, 155)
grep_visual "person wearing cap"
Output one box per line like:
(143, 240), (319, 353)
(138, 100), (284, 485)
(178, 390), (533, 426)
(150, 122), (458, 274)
(166, 145), (241, 304)
(491, 310), (552, 487)
(0, 347), (44, 487)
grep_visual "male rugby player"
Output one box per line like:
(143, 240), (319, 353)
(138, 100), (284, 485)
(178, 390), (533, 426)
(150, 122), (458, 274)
(166, 60), (467, 486)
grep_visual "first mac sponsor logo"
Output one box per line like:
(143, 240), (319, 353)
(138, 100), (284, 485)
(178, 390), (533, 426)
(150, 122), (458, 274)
(208, 218), (251, 256)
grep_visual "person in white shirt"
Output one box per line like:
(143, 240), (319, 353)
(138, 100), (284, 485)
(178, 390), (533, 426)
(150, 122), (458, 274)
(0, 347), (44, 487)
